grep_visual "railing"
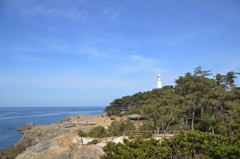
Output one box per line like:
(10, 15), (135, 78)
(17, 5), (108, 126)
(124, 130), (179, 136)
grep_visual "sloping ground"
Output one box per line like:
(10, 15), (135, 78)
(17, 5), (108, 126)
(0, 115), (113, 159)
(15, 137), (105, 159)
(13, 134), (130, 159)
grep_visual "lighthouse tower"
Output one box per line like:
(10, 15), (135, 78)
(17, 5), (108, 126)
(157, 74), (162, 89)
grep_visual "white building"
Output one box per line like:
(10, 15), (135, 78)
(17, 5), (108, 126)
(157, 74), (162, 89)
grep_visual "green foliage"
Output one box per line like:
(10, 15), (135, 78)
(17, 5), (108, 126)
(141, 132), (153, 139)
(163, 130), (240, 159)
(101, 130), (240, 159)
(104, 67), (240, 136)
(88, 126), (107, 138)
(104, 87), (173, 116)
(85, 120), (136, 138)
(87, 139), (99, 145)
(78, 130), (87, 137)
(139, 122), (154, 131)
(101, 138), (168, 159)
(102, 67), (240, 158)
(108, 120), (135, 136)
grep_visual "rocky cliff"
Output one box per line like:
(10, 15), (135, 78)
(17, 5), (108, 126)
(0, 115), (113, 159)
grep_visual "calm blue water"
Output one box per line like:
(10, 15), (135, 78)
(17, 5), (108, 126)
(0, 106), (105, 150)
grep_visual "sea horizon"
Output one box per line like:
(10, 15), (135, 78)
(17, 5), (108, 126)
(0, 106), (106, 107)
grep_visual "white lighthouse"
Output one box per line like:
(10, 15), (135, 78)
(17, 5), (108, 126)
(157, 74), (162, 89)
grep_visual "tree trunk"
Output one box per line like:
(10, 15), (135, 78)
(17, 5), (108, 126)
(210, 114), (215, 134)
(153, 119), (158, 133)
(185, 117), (188, 129)
(191, 111), (195, 130)
(201, 107), (204, 117)
(161, 121), (164, 131)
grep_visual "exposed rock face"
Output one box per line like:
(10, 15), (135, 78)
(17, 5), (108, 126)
(69, 145), (103, 159)
(16, 144), (104, 159)
(0, 115), (112, 159)
(17, 122), (35, 132)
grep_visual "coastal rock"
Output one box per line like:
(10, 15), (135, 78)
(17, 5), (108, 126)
(17, 123), (35, 132)
(15, 144), (104, 159)
(27, 143), (50, 152)
(0, 115), (113, 159)
(15, 147), (70, 159)
(0, 153), (11, 159)
(69, 145), (104, 159)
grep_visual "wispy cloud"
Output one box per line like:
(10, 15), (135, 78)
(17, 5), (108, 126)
(0, 35), (121, 61)
(103, 7), (120, 20)
(5, 0), (88, 20)
(75, 45), (115, 59)
(16, 54), (47, 62)
(0, 73), (145, 90)
(120, 55), (167, 74)
(154, 27), (224, 46)
(221, 55), (240, 73)
(0, 45), (38, 53)
(6, 32), (125, 60)
(22, 5), (87, 19)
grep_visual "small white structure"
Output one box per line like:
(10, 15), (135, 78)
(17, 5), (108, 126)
(157, 74), (162, 89)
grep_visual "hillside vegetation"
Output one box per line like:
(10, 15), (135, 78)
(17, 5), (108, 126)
(105, 67), (240, 135)
(102, 130), (240, 159)
(102, 67), (240, 159)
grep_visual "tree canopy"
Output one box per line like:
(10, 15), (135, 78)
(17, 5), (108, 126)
(101, 130), (240, 159)
(105, 67), (240, 135)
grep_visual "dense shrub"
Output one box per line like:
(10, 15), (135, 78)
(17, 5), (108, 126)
(88, 126), (107, 138)
(101, 138), (168, 159)
(139, 122), (154, 131)
(108, 120), (135, 136)
(141, 132), (153, 139)
(85, 120), (136, 138)
(101, 130), (240, 159)
(87, 139), (99, 145)
(78, 130), (87, 137)
(164, 130), (240, 159)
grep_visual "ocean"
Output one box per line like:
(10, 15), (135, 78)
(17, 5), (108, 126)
(0, 106), (105, 150)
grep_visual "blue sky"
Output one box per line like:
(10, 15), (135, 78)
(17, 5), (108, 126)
(0, 0), (240, 107)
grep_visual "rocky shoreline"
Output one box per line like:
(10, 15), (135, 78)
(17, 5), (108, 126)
(0, 115), (113, 159)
